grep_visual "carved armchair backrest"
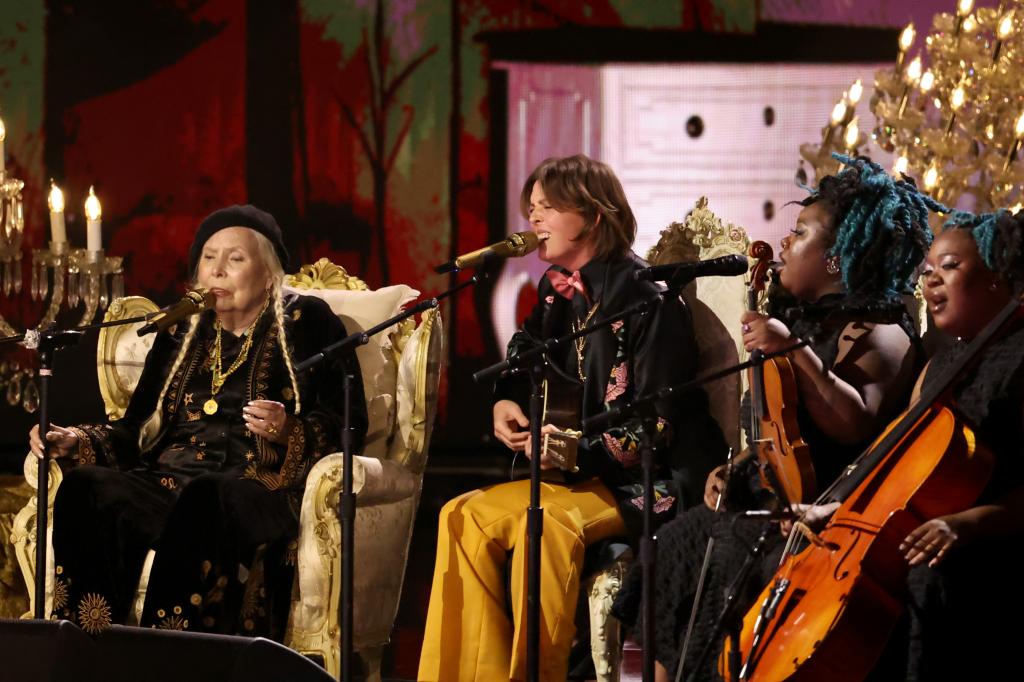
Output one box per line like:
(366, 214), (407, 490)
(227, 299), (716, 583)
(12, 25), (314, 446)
(646, 196), (750, 454)
(97, 296), (161, 419)
(283, 258), (419, 461)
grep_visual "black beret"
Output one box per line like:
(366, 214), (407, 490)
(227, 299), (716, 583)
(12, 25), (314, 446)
(188, 204), (290, 275)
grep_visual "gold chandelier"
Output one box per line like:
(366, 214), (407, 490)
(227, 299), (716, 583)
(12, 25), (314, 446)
(869, 0), (1024, 210)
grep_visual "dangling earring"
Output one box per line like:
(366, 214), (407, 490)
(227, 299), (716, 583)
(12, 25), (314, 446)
(825, 257), (840, 276)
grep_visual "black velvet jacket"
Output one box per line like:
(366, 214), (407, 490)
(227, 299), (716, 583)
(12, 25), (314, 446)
(68, 293), (368, 493)
(495, 253), (728, 535)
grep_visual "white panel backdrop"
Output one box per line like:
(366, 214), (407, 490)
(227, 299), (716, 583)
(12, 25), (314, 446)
(600, 63), (892, 257)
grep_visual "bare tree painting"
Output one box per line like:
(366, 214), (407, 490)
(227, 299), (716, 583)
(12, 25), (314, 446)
(336, 0), (437, 284)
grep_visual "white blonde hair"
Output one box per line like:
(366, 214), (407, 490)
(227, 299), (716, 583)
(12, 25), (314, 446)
(139, 228), (301, 452)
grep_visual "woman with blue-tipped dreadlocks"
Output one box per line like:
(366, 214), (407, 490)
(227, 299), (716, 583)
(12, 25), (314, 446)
(612, 156), (943, 682)
(859, 208), (1024, 680)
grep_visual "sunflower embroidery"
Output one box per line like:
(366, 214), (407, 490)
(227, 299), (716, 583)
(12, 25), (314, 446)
(78, 593), (112, 635)
(53, 576), (69, 612)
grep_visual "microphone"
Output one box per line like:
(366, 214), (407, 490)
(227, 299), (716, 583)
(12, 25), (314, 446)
(633, 254), (749, 283)
(784, 301), (907, 326)
(435, 231), (543, 274)
(137, 288), (215, 336)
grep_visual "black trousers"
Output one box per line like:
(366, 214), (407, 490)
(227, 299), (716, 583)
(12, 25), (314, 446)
(52, 467), (298, 639)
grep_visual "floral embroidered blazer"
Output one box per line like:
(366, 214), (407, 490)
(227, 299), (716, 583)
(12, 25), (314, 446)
(67, 293), (368, 495)
(495, 253), (728, 535)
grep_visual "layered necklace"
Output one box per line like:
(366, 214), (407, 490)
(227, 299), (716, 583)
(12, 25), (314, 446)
(571, 298), (601, 381)
(203, 298), (270, 416)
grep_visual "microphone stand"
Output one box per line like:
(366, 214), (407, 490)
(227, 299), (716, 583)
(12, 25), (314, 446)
(295, 274), (481, 682)
(474, 291), (670, 682)
(581, 337), (812, 682)
(1, 313), (158, 620)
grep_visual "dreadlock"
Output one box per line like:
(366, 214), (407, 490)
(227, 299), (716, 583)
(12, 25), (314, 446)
(943, 209), (1024, 283)
(801, 154), (945, 299)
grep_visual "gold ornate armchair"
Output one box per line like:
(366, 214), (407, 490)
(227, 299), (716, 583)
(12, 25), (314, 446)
(585, 198), (749, 681)
(9, 258), (444, 681)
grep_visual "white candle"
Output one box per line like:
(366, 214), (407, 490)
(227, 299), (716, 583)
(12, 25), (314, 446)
(0, 116), (6, 174)
(48, 181), (66, 244)
(85, 186), (102, 251)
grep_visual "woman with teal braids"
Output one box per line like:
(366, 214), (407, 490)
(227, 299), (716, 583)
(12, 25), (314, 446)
(863, 207), (1024, 680)
(613, 155), (942, 682)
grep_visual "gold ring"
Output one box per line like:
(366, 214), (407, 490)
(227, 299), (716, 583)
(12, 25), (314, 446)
(267, 424), (278, 435)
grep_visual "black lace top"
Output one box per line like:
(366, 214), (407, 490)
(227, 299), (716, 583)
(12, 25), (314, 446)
(921, 319), (1024, 503)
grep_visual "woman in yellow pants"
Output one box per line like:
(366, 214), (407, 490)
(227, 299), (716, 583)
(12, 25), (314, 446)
(419, 155), (728, 681)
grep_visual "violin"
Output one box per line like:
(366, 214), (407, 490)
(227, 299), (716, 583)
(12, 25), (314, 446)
(722, 293), (1024, 681)
(746, 241), (816, 508)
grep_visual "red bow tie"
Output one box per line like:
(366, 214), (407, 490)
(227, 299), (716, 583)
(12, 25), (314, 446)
(546, 269), (589, 302)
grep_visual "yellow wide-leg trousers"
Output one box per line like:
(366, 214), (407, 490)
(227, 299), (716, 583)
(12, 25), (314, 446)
(418, 477), (626, 682)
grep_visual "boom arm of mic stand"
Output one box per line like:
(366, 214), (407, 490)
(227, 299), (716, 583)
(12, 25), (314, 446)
(473, 292), (665, 384)
(295, 274), (482, 373)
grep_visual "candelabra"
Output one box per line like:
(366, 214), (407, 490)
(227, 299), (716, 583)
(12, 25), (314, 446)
(0, 169), (25, 337)
(869, 0), (1024, 210)
(1, 111), (125, 413)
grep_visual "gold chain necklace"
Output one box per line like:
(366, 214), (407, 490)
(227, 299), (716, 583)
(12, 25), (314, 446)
(571, 299), (601, 381)
(202, 299), (269, 416)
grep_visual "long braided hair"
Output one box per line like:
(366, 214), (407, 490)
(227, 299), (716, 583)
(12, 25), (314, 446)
(139, 230), (301, 452)
(943, 209), (1024, 284)
(801, 154), (944, 300)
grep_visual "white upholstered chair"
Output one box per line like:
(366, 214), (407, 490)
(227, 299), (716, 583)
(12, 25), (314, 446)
(9, 258), (444, 681)
(585, 197), (749, 681)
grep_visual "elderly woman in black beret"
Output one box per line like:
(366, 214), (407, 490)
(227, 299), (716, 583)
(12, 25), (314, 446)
(28, 205), (367, 639)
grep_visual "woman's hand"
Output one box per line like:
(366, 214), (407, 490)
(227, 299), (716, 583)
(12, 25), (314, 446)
(780, 501), (840, 536)
(28, 424), (79, 460)
(522, 424), (560, 470)
(900, 515), (968, 568)
(704, 464), (728, 510)
(741, 311), (796, 355)
(493, 400), (530, 451)
(243, 400), (290, 445)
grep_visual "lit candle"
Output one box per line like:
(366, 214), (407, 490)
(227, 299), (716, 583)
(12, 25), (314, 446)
(899, 57), (923, 117)
(893, 155), (909, 176)
(823, 99), (848, 147)
(48, 180), (66, 244)
(945, 84), (965, 135)
(897, 23), (916, 71)
(1004, 111), (1024, 172)
(924, 163), (940, 192)
(848, 79), (864, 106)
(85, 186), (102, 251)
(994, 11), (1014, 60)
(920, 71), (935, 94)
(955, 0), (974, 35)
(844, 118), (860, 150)
(0, 114), (5, 174)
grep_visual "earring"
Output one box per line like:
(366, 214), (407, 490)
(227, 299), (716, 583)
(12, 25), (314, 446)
(990, 282), (999, 291)
(826, 258), (840, 276)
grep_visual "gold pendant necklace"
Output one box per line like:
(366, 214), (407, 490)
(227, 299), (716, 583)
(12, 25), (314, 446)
(205, 299), (269, 416)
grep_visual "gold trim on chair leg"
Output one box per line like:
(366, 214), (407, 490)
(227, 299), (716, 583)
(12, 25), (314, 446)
(9, 454), (63, 619)
(587, 553), (631, 682)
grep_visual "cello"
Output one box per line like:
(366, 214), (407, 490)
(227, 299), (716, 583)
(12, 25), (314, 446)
(746, 241), (816, 508)
(723, 294), (1023, 681)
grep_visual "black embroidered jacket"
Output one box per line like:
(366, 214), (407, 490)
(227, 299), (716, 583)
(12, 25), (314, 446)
(495, 253), (729, 535)
(68, 293), (368, 493)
